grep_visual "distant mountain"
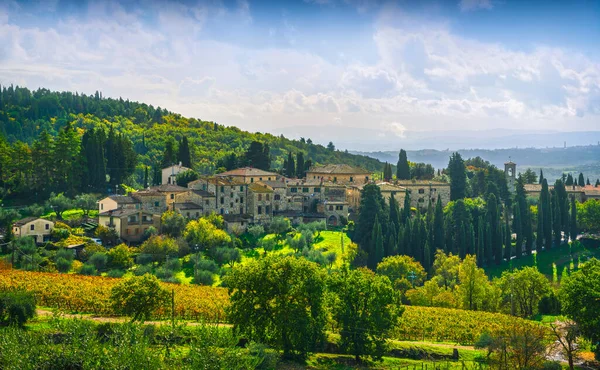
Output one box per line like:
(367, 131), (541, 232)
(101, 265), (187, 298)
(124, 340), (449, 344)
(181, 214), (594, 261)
(352, 145), (600, 182)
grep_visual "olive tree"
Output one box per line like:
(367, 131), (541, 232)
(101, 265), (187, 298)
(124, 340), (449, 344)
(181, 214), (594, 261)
(110, 274), (169, 322)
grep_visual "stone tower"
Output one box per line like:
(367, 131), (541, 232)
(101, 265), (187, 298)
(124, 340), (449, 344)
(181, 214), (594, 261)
(505, 160), (516, 192)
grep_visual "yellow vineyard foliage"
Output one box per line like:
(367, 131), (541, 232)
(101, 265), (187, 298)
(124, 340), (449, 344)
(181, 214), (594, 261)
(0, 270), (229, 322)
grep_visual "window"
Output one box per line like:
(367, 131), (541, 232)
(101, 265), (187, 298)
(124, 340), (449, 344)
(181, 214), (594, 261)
(220, 186), (224, 192)
(365, 176), (369, 182)
(418, 188), (425, 194)
(240, 196), (244, 203)
(128, 216), (138, 223)
(30, 224), (35, 231)
(328, 205), (334, 211)
(230, 192), (233, 198)
(258, 194), (262, 201)
(170, 194), (174, 199)
(336, 205), (343, 210)
(266, 194), (270, 201)
(350, 176), (353, 182)
(251, 178), (254, 183)
(266, 206), (270, 214)
(220, 197), (224, 204)
(291, 187), (298, 193)
(154, 201), (160, 207)
(333, 177), (337, 182)
(101, 203), (104, 210)
(136, 204), (140, 209)
(418, 198), (425, 203)
(220, 208), (224, 214)
(259, 177), (263, 181)
(274, 194), (281, 200)
(240, 207), (244, 214)
(205, 200), (209, 205)
(432, 188), (437, 192)
(314, 187), (320, 193)
(258, 206), (262, 214)
(268, 177), (271, 181)
(240, 186), (244, 191)
(302, 187), (309, 193)
(235, 199), (238, 203)
(230, 202), (234, 208)
(45, 224), (49, 230)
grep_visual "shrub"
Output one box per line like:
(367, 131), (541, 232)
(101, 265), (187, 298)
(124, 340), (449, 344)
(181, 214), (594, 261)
(538, 292), (561, 315)
(134, 265), (153, 276)
(195, 258), (218, 273)
(88, 252), (108, 271)
(55, 257), (73, 273)
(110, 274), (169, 322)
(154, 267), (174, 281)
(79, 263), (97, 276)
(136, 253), (154, 266)
(107, 244), (134, 270)
(0, 290), (36, 326)
(107, 269), (125, 278)
(193, 270), (214, 286)
(164, 258), (182, 272)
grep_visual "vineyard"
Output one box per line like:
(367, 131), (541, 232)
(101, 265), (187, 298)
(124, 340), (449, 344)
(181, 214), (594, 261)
(0, 270), (229, 322)
(393, 306), (542, 345)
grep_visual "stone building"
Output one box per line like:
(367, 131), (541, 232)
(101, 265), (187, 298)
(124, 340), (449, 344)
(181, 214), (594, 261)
(216, 167), (282, 184)
(12, 217), (54, 244)
(190, 177), (249, 216)
(162, 163), (191, 185)
(247, 183), (274, 223)
(98, 209), (161, 243)
(505, 161), (517, 192)
(377, 182), (408, 207)
(306, 164), (371, 185)
(395, 180), (451, 210)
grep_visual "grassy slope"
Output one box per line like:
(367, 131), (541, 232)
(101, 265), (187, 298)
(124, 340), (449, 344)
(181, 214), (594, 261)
(484, 242), (600, 279)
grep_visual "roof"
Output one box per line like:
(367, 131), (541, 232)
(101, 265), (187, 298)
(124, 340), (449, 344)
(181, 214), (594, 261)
(191, 189), (215, 197)
(248, 183), (274, 193)
(133, 190), (163, 197)
(504, 161), (516, 165)
(377, 182), (408, 192)
(13, 217), (46, 226)
(173, 202), (203, 210)
(523, 184), (543, 192)
(162, 164), (191, 172)
(200, 176), (246, 186)
(98, 209), (156, 218)
(323, 201), (348, 205)
(395, 180), (450, 186)
(258, 180), (287, 189)
(216, 167), (279, 178)
(107, 195), (139, 204)
(149, 184), (189, 192)
(307, 164), (370, 175)
(583, 186), (600, 196)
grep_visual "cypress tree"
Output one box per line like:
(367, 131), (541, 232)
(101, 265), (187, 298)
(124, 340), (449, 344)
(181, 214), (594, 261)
(397, 224), (405, 256)
(595, 179), (599, 187)
(371, 215), (384, 269)
(403, 219), (412, 257)
(578, 173), (585, 188)
(468, 223), (475, 257)
(486, 193), (499, 266)
(448, 152), (467, 200)
(143, 166), (149, 188)
(552, 191), (562, 247)
(296, 152), (305, 178)
(389, 193), (400, 231)
(286, 152), (295, 178)
(386, 222), (397, 257)
(177, 136), (192, 168)
(423, 241), (432, 273)
(261, 143), (271, 170)
(402, 191), (411, 224)
(586, 178), (591, 186)
(355, 184), (388, 258)
(495, 218), (502, 265)
(536, 199), (544, 254)
(504, 212), (512, 261)
(566, 174), (574, 186)
(539, 169), (544, 184)
(570, 196), (577, 242)
(513, 203), (522, 259)
(396, 149), (410, 180)
(485, 223), (492, 266)
(161, 137), (177, 168)
(541, 179), (553, 250)
(477, 216), (485, 266)
(433, 196), (444, 253)
(524, 205), (533, 255)
(459, 223), (467, 259)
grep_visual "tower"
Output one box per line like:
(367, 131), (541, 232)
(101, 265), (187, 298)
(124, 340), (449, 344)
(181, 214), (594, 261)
(505, 159), (516, 192)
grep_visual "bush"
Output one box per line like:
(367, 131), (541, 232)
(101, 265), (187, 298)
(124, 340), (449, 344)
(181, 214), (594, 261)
(540, 361), (562, 370)
(107, 269), (125, 278)
(136, 253), (154, 266)
(0, 290), (36, 326)
(134, 265), (153, 276)
(164, 258), (182, 272)
(88, 252), (108, 271)
(110, 274), (169, 322)
(154, 267), (174, 281)
(248, 342), (280, 370)
(107, 244), (134, 270)
(79, 263), (97, 276)
(55, 257), (73, 273)
(194, 258), (218, 273)
(193, 270), (214, 286)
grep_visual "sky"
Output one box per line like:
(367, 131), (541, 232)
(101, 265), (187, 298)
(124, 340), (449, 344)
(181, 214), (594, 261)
(1, 0), (599, 151)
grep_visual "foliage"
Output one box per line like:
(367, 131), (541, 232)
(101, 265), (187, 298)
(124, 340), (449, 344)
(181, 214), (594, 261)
(329, 268), (403, 362)
(268, 216), (291, 238)
(184, 218), (231, 252)
(457, 255), (497, 311)
(483, 323), (550, 370)
(110, 274), (169, 322)
(224, 256), (327, 360)
(497, 266), (551, 317)
(139, 235), (179, 263)
(560, 258), (600, 359)
(95, 225), (119, 246)
(160, 210), (187, 237)
(175, 169), (198, 188)
(576, 199), (600, 233)
(46, 193), (73, 220)
(0, 289), (36, 326)
(107, 243), (134, 270)
(376, 255), (426, 293)
(448, 152), (467, 201)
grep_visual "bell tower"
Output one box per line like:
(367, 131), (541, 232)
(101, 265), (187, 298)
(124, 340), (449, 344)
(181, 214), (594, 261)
(504, 158), (516, 192)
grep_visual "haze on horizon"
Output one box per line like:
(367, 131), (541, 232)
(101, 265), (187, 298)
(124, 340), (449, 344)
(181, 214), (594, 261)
(1, 0), (599, 151)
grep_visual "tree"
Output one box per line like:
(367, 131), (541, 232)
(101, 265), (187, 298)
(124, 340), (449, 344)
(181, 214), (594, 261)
(95, 225), (119, 246)
(286, 151), (295, 177)
(483, 323), (550, 370)
(327, 141), (335, 151)
(370, 215), (384, 269)
(539, 169), (544, 184)
(447, 152), (466, 200)
(457, 255), (491, 310)
(376, 255), (426, 290)
(0, 290), (36, 327)
(296, 152), (305, 178)
(498, 267), (551, 317)
(269, 216), (291, 240)
(560, 258), (600, 360)
(75, 193), (97, 217)
(175, 169), (198, 188)
(521, 168), (537, 184)
(432, 250), (461, 290)
(138, 235), (179, 263)
(160, 211), (187, 238)
(433, 196), (445, 253)
(161, 137), (177, 167)
(578, 173), (585, 188)
(353, 184), (388, 264)
(570, 197), (579, 238)
(47, 192), (73, 220)
(110, 274), (169, 322)
(177, 136), (192, 168)
(396, 149), (410, 180)
(329, 268), (402, 362)
(107, 243), (134, 270)
(224, 256), (327, 360)
(184, 218), (231, 252)
(549, 320), (580, 370)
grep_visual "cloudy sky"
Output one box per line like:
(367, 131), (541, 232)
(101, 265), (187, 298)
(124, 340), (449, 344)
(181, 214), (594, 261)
(1, 0), (599, 150)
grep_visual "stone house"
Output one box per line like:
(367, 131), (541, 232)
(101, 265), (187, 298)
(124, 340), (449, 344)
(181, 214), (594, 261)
(173, 189), (216, 217)
(523, 184), (586, 202)
(98, 195), (140, 213)
(130, 190), (166, 213)
(247, 183), (274, 223)
(162, 163), (191, 185)
(377, 182), (408, 207)
(258, 181), (289, 212)
(98, 209), (161, 243)
(395, 180), (450, 210)
(306, 164), (371, 185)
(216, 167), (282, 184)
(12, 217), (54, 244)
(190, 177), (249, 216)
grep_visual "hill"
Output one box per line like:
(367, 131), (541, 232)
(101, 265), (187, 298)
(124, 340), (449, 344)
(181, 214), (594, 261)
(0, 85), (384, 200)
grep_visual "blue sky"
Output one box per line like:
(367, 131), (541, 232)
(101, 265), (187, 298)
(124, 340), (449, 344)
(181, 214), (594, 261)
(1, 0), (599, 150)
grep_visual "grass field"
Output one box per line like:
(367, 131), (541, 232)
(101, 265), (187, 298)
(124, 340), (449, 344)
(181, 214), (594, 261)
(41, 208), (99, 220)
(485, 242), (600, 279)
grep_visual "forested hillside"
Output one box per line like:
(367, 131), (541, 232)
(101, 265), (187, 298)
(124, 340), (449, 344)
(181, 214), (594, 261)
(0, 85), (384, 203)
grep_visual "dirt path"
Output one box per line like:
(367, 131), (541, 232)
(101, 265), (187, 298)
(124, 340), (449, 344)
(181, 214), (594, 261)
(36, 309), (231, 327)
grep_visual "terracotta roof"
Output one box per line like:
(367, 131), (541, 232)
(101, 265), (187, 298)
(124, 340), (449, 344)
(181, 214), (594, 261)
(582, 186), (600, 196)
(191, 189), (215, 197)
(523, 184), (543, 192)
(396, 180), (449, 186)
(149, 184), (189, 192)
(162, 164), (191, 172)
(107, 195), (139, 204)
(13, 217), (45, 226)
(377, 182), (408, 192)
(173, 202), (203, 210)
(199, 176), (246, 186)
(132, 190), (162, 197)
(258, 180), (287, 189)
(307, 164), (370, 175)
(216, 167), (279, 178)
(248, 183), (274, 193)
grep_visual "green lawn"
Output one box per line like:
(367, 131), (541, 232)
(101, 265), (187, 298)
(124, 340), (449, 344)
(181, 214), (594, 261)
(485, 242), (600, 279)
(41, 208), (99, 220)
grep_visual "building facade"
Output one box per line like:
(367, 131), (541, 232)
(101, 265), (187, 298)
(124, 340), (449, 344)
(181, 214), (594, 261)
(12, 217), (54, 243)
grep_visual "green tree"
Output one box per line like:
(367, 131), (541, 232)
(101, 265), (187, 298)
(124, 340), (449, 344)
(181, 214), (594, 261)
(47, 192), (73, 220)
(329, 268), (403, 362)
(521, 168), (537, 184)
(224, 256), (327, 360)
(161, 137), (177, 167)
(376, 255), (426, 289)
(578, 173), (585, 188)
(433, 196), (445, 253)
(371, 215), (384, 269)
(107, 243), (134, 270)
(457, 255), (491, 310)
(269, 216), (292, 240)
(184, 218), (231, 252)
(541, 179), (552, 250)
(354, 184), (388, 265)
(327, 141), (335, 151)
(177, 136), (192, 168)
(110, 274), (169, 322)
(296, 152), (305, 178)
(396, 149), (410, 180)
(448, 152), (467, 200)
(160, 211), (187, 238)
(570, 197), (580, 238)
(175, 169), (198, 188)
(75, 193), (97, 217)
(286, 151), (295, 177)
(560, 258), (600, 360)
(498, 267), (550, 317)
